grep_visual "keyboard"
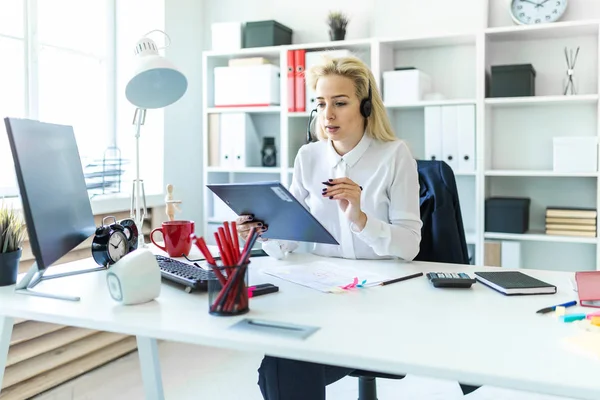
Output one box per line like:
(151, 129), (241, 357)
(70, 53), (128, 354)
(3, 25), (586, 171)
(155, 255), (215, 293)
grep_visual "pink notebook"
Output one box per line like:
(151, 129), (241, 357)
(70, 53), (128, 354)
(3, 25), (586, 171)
(575, 271), (600, 308)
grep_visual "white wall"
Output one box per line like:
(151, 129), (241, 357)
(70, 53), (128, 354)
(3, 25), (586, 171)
(164, 0), (205, 227)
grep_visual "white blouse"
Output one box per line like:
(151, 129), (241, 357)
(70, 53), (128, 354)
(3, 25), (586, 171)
(262, 133), (422, 260)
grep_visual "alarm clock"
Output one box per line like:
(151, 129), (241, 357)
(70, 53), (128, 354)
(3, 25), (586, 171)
(510, 0), (568, 25)
(92, 216), (130, 267)
(118, 218), (139, 252)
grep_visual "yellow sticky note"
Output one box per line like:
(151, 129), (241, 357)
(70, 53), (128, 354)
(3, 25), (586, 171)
(555, 306), (566, 317)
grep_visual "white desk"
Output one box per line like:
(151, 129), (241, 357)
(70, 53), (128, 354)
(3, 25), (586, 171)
(1, 253), (599, 400)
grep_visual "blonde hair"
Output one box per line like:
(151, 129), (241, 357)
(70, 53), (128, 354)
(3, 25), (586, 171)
(305, 55), (397, 142)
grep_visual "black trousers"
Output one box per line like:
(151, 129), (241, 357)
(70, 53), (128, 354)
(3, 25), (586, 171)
(257, 356), (480, 399)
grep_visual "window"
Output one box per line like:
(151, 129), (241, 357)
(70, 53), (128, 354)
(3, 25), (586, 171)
(0, 1), (25, 197)
(0, 0), (165, 199)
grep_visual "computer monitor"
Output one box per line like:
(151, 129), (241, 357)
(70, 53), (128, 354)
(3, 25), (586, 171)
(4, 117), (102, 301)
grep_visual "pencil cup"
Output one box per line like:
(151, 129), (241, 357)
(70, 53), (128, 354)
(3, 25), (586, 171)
(207, 262), (250, 316)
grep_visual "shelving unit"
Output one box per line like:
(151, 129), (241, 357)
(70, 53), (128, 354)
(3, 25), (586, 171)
(202, 4), (600, 272)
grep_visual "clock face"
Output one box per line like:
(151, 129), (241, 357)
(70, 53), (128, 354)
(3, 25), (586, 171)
(108, 231), (128, 263)
(511, 0), (568, 25)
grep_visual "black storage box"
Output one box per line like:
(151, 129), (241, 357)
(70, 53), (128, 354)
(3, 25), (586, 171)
(490, 64), (536, 97)
(485, 197), (531, 234)
(244, 20), (292, 48)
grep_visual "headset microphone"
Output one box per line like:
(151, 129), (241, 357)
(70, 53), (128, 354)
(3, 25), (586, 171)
(306, 108), (317, 144)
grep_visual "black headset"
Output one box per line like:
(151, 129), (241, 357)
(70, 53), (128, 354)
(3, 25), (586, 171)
(306, 81), (373, 144)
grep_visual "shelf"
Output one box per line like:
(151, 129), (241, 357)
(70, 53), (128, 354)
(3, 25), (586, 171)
(385, 99), (476, 110)
(485, 94), (598, 107)
(378, 32), (476, 50)
(454, 171), (477, 176)
(485, 170), (598, 177)
(484, 231), (597, 244)
(486, 20), (600, 41)
(288, 111), (311, 118)
(204, 46), (285, 58)
(206, 167), (282, 174)
(287, 38), (373, 53)
(204, 38), (373, 58)
(206, 106), (281, 114)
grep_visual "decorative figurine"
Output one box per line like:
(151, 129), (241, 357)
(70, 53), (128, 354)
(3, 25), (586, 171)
(165, 184), (182, 221)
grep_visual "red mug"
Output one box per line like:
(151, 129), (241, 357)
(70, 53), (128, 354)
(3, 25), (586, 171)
(151, 220), (195, 257)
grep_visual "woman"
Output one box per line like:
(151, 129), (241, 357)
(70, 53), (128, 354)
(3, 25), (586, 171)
(237, 55), (422, 400)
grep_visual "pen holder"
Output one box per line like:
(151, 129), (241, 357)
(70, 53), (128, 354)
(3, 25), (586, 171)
(207, 262), (250, 316)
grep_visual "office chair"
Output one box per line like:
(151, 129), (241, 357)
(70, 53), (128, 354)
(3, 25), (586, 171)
(350, 160), (477, 400)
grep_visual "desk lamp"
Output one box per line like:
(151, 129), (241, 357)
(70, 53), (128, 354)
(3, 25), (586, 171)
(125, 30), (187, 248)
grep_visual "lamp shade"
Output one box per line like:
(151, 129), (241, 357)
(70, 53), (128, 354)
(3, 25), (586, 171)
(125, 37), (188, 109)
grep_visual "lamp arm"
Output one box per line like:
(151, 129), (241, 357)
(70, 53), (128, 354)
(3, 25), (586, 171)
(131, 108), (148, 248)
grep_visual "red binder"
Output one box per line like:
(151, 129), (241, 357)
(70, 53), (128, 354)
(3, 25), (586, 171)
(287, 50), (295, 112)
(294, 49), (306, 112)
(575, 271), (600, 308)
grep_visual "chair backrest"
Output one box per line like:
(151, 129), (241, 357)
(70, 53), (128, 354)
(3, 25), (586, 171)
(414, 160), (470, 265)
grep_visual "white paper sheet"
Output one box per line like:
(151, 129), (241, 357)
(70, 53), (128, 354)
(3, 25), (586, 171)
(261, 261), (389, 293)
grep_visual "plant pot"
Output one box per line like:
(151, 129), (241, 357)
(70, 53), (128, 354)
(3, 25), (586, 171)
(0, 248), (22, 287)
(329, 29), (346, 41)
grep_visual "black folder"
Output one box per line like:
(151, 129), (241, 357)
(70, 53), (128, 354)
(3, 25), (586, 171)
(207, 181), (338, 245)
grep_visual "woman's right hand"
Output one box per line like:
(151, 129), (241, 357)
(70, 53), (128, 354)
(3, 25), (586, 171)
(236, 214), (267, 241)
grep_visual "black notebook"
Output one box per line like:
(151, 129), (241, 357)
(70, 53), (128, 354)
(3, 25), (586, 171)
(474, 271), (557, 295)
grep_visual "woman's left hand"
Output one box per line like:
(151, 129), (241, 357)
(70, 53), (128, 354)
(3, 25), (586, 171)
(322, 177), (367, 230)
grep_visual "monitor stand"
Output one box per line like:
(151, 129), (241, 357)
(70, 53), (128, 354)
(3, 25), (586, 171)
(15, 262), (107, 302)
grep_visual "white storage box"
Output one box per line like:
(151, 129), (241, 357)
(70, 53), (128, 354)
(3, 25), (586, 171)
(382, 69), (432, 105)
(553, 136), (598, 173)
(214, 64), (280, 107)
(211, 22), (243, 51)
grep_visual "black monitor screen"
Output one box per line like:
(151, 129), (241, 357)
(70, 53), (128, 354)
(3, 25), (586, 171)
(4, 118), (96, 271)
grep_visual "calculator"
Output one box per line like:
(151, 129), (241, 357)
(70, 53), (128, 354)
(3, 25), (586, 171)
(426, 272), (476, 288)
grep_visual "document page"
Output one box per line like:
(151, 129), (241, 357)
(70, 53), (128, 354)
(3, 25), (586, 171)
(261, 261), (389, 293)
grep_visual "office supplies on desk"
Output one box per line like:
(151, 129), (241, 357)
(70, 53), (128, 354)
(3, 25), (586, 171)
(586, 311), (600, 319)
(261, 261), (388, 293)
(207, 181), (338, 245)
(562, 313), (588, 323)
(575, 271), (600, 308)
(380, 272), (424, 286)
(192, 223), (259, 316)
(474, 271), (557, 295)
(426, 272), (476, 288)
(248, 283), (279, 297)
(536, 300), (578, 314)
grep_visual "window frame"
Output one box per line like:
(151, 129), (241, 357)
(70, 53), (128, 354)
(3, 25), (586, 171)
(1, 0), (119, 198)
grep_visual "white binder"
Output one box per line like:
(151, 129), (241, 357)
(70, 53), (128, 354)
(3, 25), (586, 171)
(219, 113), (261, 168)
(424, 106), (442, 162)
(441, 106), (459, 171)
(457, 105), (476, 172)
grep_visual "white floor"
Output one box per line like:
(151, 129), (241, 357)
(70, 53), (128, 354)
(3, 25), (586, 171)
(33, 341), (579, 400)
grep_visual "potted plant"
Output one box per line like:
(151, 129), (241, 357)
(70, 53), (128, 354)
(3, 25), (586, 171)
(327, 11), (349, 41)
(0, 203), (26, 286)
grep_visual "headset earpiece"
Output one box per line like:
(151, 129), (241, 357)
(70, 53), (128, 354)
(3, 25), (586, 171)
(306, 108), (318, 144)
(360, 82), (373, 119)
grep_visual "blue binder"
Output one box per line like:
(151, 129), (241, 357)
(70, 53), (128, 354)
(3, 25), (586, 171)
(207, 181), (338, 245)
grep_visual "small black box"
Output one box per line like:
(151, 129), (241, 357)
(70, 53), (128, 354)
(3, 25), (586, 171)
(485, 197), (531, 234)
(490, 64), (536, 98)
(244, 20), (292, 48)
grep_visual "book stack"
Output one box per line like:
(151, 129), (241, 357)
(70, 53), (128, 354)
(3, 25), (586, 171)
(545, 207), (597, 237)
